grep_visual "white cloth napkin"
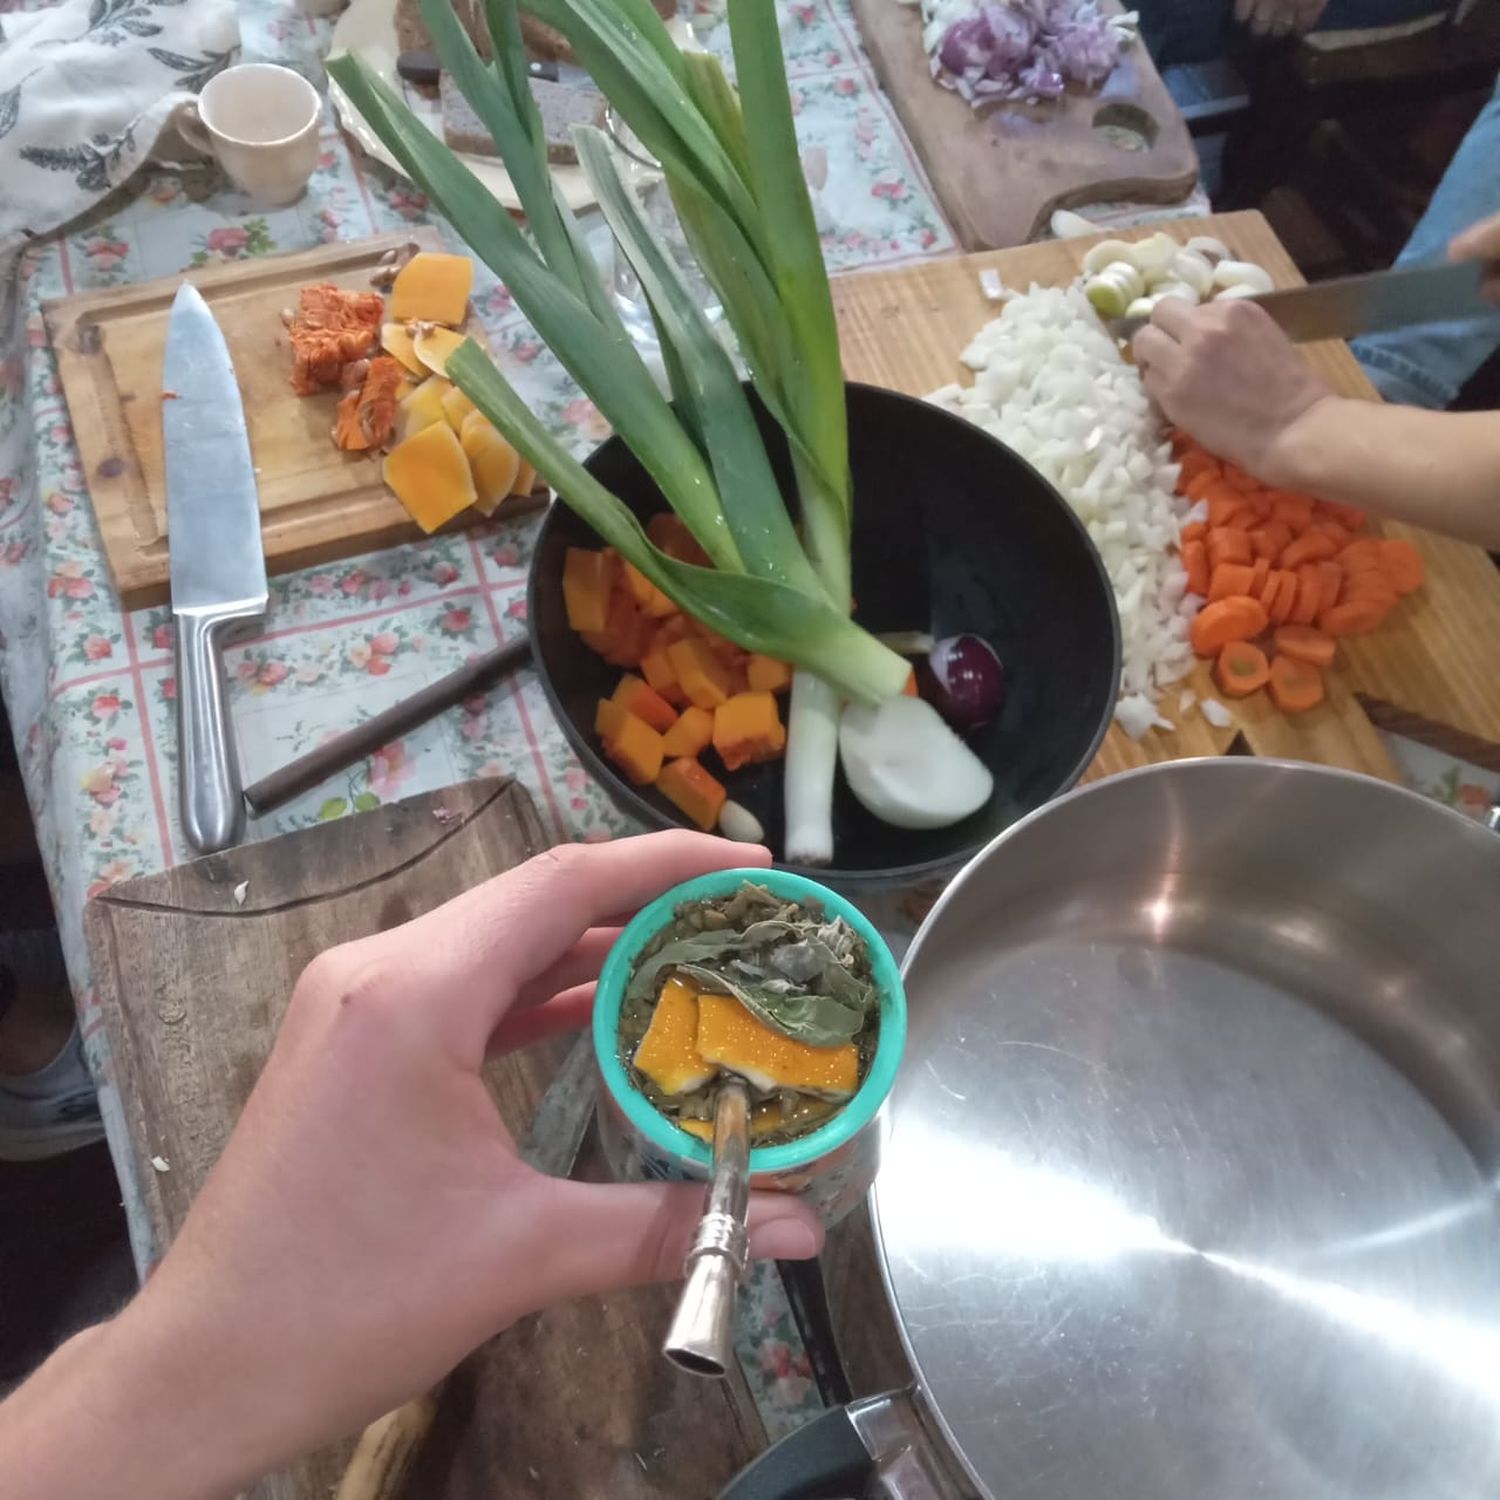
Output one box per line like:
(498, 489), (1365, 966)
(0, 0), (240, 262)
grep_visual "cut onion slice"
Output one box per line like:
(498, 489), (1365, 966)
(839, 697), (993, 830)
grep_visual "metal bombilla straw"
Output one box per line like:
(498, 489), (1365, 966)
(662, 1078), (751, 1377)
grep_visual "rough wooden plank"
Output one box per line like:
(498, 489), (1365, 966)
(832, 211), (1500, 774)
(44, 229), (501, 610)
(87, 778), (763, 1499)
(847, 0), (1199, 250)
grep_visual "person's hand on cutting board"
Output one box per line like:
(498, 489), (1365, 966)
(1132, 212), (1500, 552)
(0, 831), (824, 1500)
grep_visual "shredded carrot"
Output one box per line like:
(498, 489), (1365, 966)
(1379, 539), (1426, 596)
(1268, 654), (1325, 713)
(1190, 595), (1269, 657)
(1215, 640), (1270, 696)
(1273, 625), (1337, 668)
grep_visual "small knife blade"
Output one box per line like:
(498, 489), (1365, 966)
(1107, 259), (1487, 344)
(163, 283), (268, 854)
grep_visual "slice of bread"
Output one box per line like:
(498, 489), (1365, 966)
(440, 72), (604, 164)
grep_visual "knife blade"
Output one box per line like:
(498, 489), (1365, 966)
(1107, 259), (1487, 344)
(162, 283), (268, 854)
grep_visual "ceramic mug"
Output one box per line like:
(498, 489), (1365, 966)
(592, 867), (907, 1228)
(178, 64), (321, 207)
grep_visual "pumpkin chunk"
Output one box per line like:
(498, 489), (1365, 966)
(382, 421), (475, 533)
(511, 459), (536, 498)
(696, 993), (859, 1097)
(562, 548), (614, 634)
(657, 757), (727, 832)
(389, 251), (473, 326)
(459, 409), (521, 516)
(634, 978), (715, 1096)
(667, 637), (733, 710)
(712, 691), (785, 771)
(604, 710), (664, 785)
(395, 374), (451, 443)
(412, 325), (468, 378)
(661, 705), (713, 759)
(746, 654), (792, 693)
(380, 322), (424, 375)
(595, 697), (629, 745)
(622, 559), (677, 619)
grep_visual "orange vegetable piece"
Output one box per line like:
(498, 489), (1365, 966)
(1180, 520), (1207, 544)
(595, 697), (628, 745)
(1289, 565), (1322, 626)
(901, 668), (919, 697)
(1183, 468), (1224, 504)
(1318, 598), (1389, 637)
(1256, 566), (1282, 612)
(511, 459), (536, 498)
(605, 710), (665, 785)
(1206, 489), (1252, 529)
(1268, 572), (1298, 626)
(1318, 500), (1367, 531)
(1269, 493), (1315, 530)
(596, 589), (656, 668)
(746, 654), (793, 694)
(563, 548), (615, 635)
(1306, 520), (1351, 552)
(1338, 539), (1385, 574)
(287, 282), (383, 394)
(662, 705), (714, 759)
(656, 757), (728, 832)
(1279, 532), (1339, 571)
(333, 355), (408, 451)
(712, 691), (786, 772)
(622, 559), (678, 619)
(1209, 562), (1256, 603)
(1207, 528), (1253, 570)
(1316, 560), (1343, 617)
(1249, 556), (1270, 601)
(1268, 654), (1325, 714)
(1343, 569), (1397, 609)
(1214, 641), (1270, 697)
(640, 643), (681, 703)
(613, 674), (678, 734)
(1220, 463), (1262, 494)
(1249, 521), (1293, 561)
(1183, 539), (1210, 596)
(1190, 596), (1269, 657)
(667, 637), (734, 710)
(647, 513), (712, 567)
(381, 421), (475, 533)
(389, 251), (474, 326)
(1273, 625), (1337, 668)
(1379, 539), (1426, 596)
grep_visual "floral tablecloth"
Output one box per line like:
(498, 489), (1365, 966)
(3, 0), (1496, 1444)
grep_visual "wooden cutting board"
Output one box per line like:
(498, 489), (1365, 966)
(44, 229), (504, 611)
(832, 209), (1500, 779)
(86, 778), (766, 1500)
(848, 0), (1200, 250)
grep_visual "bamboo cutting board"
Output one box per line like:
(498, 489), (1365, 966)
(87, 778), (767, 1500)
(832, 210), (1500, 780)
(44, 229), (500, 611)
(848, 0), (1199, 250)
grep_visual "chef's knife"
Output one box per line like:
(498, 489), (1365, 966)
(1108, 258), (1487, 344)
(162, 283), (268, 854)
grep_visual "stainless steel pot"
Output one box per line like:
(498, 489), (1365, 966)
(723, 758), (1500, 1500)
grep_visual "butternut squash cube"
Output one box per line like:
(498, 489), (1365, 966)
(696, 993), (859, 1097)
(595, 696), (629, 745)
(712, 691), (785, 772)
(412, 325), (468, 378)
(634, 978), (715, 1095)
(459, 409), (521, 517)
(381, 421), (475, 534)
(511, 459), (536, 498)
(646, 511), (711, 566)
(657, 757), (727, 832)
(389, 251), (474, 327)
(746, 654), (792, 694)
(639, 643), (680, 700)
(442, 384), (477, 432)
(563, 548), (614, 635)
(395, 374), (452, 443)
(604, 710), (664, 786)
(380, 322), (425, 375)
(666, 637), (733, 710)
(612, 673), (677, 733)
(661, 705), (713, 759)
(622, 559), (678, 619)
(583, 587), (653, 668)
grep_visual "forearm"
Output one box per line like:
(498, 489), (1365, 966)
(0, 1301), (267, 1500)
(1266, 397), (1500, 551)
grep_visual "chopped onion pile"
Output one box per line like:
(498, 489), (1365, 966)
(926, 284), (1195, 736)
(1079, 231), (1275, 321)
(904, 0), (1138, 105)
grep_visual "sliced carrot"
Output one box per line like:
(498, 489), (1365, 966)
(1249, 556), (1271, 601)
(1379, 538), (1426, 596)
(1220, 463), (1263, 494)
(1337, 538), (1385, 574)
(1280, 532), (1339, 571)
(1343, 569), (1397, 608)
(1316, 560), (1343, 617)
(1190, 595), (1270, 657)
(1319, 598), (1389, 636)
(1268, 493), (1315, 530)
(1249, 521), (1293, 561)
(1288, 565), (1321, 626)
(1269, 654), (1325, 713)
(1183, 539), (1210, 596)
(1206, 489), (1251, 528)
(1319, 500), (1367, 532)
(1184, 468), (1225, 505)
(1209, 562), (1256, 602)
(1268, 570), (1298, 625)
(1180, 520), (1207, 544)
(1178, 450), (1220, 486)
(1215, 640), (1270, 697)
(1273, 624), (1337, 668)
(1207, 527), (1254, 569)
(1306, 520), (1351, 552)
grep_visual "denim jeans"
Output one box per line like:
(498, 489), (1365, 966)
(1351, 75), (1500, 409)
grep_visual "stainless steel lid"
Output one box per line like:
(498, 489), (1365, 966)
(874, 759), (1500, 1500)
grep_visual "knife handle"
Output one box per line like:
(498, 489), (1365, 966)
(176, 607), (258, 853)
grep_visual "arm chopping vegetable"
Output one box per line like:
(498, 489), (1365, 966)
(0, 834), (822, 1500)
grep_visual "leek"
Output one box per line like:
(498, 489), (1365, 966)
(326, 0), (902, 859)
